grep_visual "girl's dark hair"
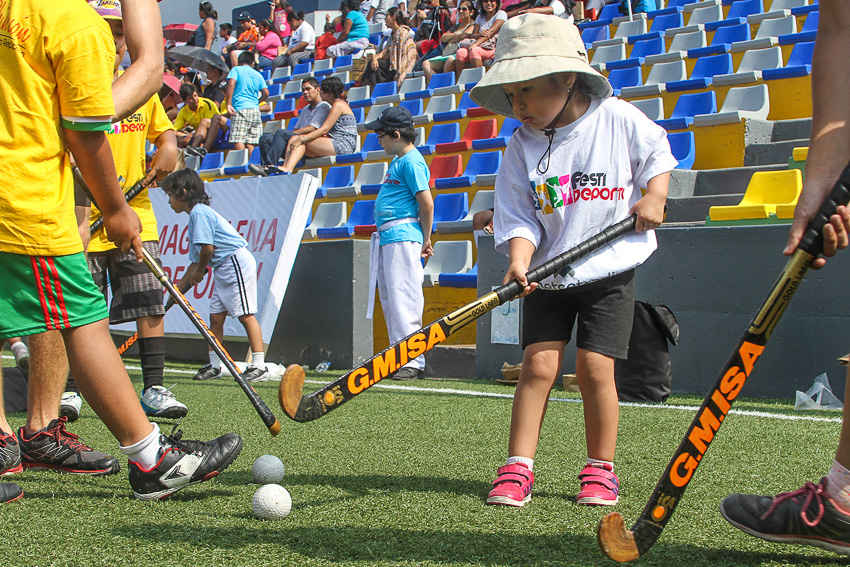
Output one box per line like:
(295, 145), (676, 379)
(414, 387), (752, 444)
(220, 22), (233, 33)
(199, 2), (218, 20)
(320, 76), (345, 99)
(260, 18), (276, 32)
(324, 22), (336, 33)
(477, 0), (501, 14)
(342, 0), (360, 13)
(287, 10), (306, 24)
(162, 169), (210, 207)
(460, 0), (478, 19)
(387, 6), (409, 26)
(378, 127), (418, 144)
(178, 83), (197, 100)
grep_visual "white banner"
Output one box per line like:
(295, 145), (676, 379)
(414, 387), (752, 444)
(113, 173), (317, 342)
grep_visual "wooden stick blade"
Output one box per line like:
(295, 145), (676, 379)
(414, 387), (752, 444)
(279, 364), (306, 418)
(598, 513), (640, 563)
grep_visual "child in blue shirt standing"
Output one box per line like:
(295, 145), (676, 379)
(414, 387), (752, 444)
(226, 51), (270, 156)
(162, 169), (269, 383)
(365, 107), (434, 380)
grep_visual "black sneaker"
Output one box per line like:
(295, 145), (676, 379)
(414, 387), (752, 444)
(128, 430), (243, 500)
(390, 367), (424, 381)
(248, 163), (268, 177)
(185, 146), (207, 158)
(720, 478), (850, 555)
(243, 365), (270, 383)
(192, 364), (222, 381)
(18, 418), (120, 476)
(0, 482), (22, 503)
(0, 431), (22, 475)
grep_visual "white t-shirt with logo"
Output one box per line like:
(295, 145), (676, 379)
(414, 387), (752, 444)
(289, 21), (316, 51)
(494, 96), (677, 289)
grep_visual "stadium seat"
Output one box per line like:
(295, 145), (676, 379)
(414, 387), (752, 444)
(608, 66), (643, 96)
(291, 62), (312, 80)
(399, 98), (424, 118)
(705, 0), (763, 32)
(748, 0), (807, 24)
(472, 118), (522, 150)
(422, 241), (473, 286)
(436, 119), (497, 154)
(693, 83), (770, 125)
(347, 85), (372, 109)
(667, 131), (696, 169)
(266, 83), (283, 98)
(665, 52), (733, 92)
(762, 40), (813, 80)
(260, 68), (272, 81)
(419, 123), (460, 155)
(620, 59), (687, 97)
(316, 199), (375, 238)
(273, 98), (297, 120)
(606, 37), (664, 70)
(581, 23), (609, 49)
(432, 193), (470, 227)
(326, 161), (388, 197)
(372, 81), (398, 103)
(270, 66), (291, 84)
(436, 190), (495, 233)
(351, 106), (365, 124)
(376, 76), (425, 104)
(655, 90), (717, 129)
(436, 92), (492, 121)
(317, 165), (355, 198)
(640, 11), (685, 40)
(415, 95), (456, 126)
(708, 169), (802, 221)
(183, 153), (201, 171)
(333, 54), (354, 73)
(359, 103), (392, 131)
(597, 2), (624, 23)
(666, 3), (722, 36)
(439, 262), (477, 287)
(593, 18), (648, 48)
(429, 154), (463, 188)
(435, 150), (502, 189)
(337, 132), (380, 163)
(590, 43), (627, 72)
(732, 15), (796, 51)
(304, 202), (347, 239)
(331, 70), (351, 88)
(713, 46), (782, 86)
(629, 97), (665, 121)
(263, 119), (282, 134)
(204, 149), (244, 177)
(406, 72), (456, 100)
(299, 167), (322, 185)
(312, 58), (334, 77)
(282, 79), (303, 99)
(778, 8), (818, 44)
(440, 67), (486, 95)
(645, 29), (707, 65)
(223, 147), (260, 176)
(687, 22), (750, 57)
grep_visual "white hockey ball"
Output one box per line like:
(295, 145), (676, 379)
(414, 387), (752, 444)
(252, 454), (285, 484)
(252, 484), (292, 520)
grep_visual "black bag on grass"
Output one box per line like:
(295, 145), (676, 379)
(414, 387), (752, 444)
(615, 301), (679, 403)
(3, 366), (28, 413)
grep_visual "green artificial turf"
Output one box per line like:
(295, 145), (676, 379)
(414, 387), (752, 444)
(0, 356), (845, 567)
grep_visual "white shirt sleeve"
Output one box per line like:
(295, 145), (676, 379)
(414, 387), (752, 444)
(549, 0), (566, 17)
(618, 100), (678, 189)
(494, 131), (542, 255)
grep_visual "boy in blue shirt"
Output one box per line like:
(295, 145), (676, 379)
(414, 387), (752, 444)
(365, 107), (434, 380)
(226, 51), (270, 156)
(162, 169), (269, 383)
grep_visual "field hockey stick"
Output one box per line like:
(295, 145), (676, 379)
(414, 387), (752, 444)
(116, 283), (192, 355)
(139, 247), (283, 436)
(597, 165), (850, 563)
(88, 176), (156, 235)
(278, 214), (638, 423)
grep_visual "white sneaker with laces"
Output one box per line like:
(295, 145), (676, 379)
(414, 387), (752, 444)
(59, 392), (82, 423)
(140, 385), (189, 419)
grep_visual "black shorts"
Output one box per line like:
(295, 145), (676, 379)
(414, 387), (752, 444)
(87, 241), (165, 324)
(521, 269), (636, 359)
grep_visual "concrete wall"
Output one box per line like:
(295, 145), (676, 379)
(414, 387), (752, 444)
(476, 225), (850, 400)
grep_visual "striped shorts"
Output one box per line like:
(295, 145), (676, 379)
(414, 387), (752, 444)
(0, 251), (108, 338)
(210, 247), (258, 318)
(87, 241), (166, 324)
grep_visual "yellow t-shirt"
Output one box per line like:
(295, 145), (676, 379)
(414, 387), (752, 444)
(173, 97), (220, 130)
(0, 1), (116, 256)
(88, 94), (175, 253)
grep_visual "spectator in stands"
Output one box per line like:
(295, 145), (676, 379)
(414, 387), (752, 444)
(270, 0), (294, 43)
(363, 0), (393, 24)
(164, 59), (179, 76)
(226, 51), (270, 156)
(225, 11), (260, 67)
(585, 0), (617, 14)
(202, 66), (227, 106)
(219, 22), (236, 54)
(251, 78), (332, 176)
(619, 0), (653, 16)
(255, 19), (283, 69)
(272, 10), (316, 72)
(192, 2), (220, 52)
(447, 0), (507, 78)
(359, 7), (417, 91)
(315, 22), (340, 60)
(718, 2), (850, 555)
(174, 83), (220, 150)
(278, 76), (358, 172)
(412, 0), (453, 54)
(508, 0), (575, 23)
(328, 0), (372, 58)
(421, 0), (476, 80)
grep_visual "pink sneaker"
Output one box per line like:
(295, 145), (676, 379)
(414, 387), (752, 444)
(486, 463), (534, 507)
(577, 462), (619, 506)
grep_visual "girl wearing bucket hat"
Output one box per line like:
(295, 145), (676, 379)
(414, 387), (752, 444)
(470, 14), (677, 508)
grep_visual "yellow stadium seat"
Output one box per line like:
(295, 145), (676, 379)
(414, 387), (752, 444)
(709, 169), (803, 221)
(792, 146), (808, 162)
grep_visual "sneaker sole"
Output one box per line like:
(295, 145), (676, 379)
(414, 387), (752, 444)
(58, 408), (80, 423)
(143, 408), (189, 419)
(486, 494), (531, 507)
(21, 462), (120, 476)
(1, 464), (23, 476)
(132, 436), (244, 501)
(576, 495), (619, 506)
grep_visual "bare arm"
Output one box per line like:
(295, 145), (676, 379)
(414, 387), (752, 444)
(337, 17), (353, 42)
(504, 237), (537, 296)
(417, 190), (434, 257)
(226, 78), (236, 115)
(259, 87), (270, 104)
(112, 0), (164, 120)
(148, 130), (178, 182)
(629, 171), (668, 232)
(303, 101), (346, 141)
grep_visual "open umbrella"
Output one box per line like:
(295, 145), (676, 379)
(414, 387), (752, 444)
(167, 45), (229, 74)
(163, 23), (198, 44)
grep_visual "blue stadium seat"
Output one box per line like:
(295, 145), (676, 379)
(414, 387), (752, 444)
(260, 68), (272, 81)
(273, 98), (296, 120)
(705, 0), (762, 31)
(316, 165), (355, 198)
(351, 107), (365, 124)
(333, 54), (354, 72)
(291, 62), (312, 80)
(608, 66), (643, 96)
(666, 53), (733, 92)
(439, 263), (477, 288)
(433, 92), (484, 122)
(668, 131), (696, 169)
(406, 72), (456, 100)
(688, 22), (750, 58)
(418, 123), (460, 156)
(372, 81), (397, 102)
(336, 133), (381, 164)
(316, 199), (375, 238)
(656, 91), (717, 130)
(197, 152), (225, 177)
(472, 118), (521, 150)
(607, 37), (664, 70)
(597, 2), (622, 24)
(223, 147), (261, 176)
(266, 83), (283, 98)
(434, 151), (502, 189)
(581, 23), (609, 48)
(400, 98), (424, 117)
(779, 9), (818, 44)
(630, 11), (684, 42)
(762, 40), (813, 80)
(432, 193), (469, 227)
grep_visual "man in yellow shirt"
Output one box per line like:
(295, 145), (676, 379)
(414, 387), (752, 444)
(0, 0), (242, 503)
(174, 84), (220, 150)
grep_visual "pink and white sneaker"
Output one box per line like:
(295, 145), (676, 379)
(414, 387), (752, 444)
(486, 463), (534, 507)
(577, 462), (619, 506)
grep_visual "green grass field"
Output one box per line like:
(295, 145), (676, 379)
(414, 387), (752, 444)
(1, 355), (845, 567)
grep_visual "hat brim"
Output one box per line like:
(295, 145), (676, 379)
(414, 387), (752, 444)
(363, 118), (384, 131)
(469, 55), (613, 119)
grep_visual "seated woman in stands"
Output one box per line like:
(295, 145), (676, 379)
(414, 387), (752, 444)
(422, 0), (477, 82)
(446, 0), (507, 78)
(328, 0), (372, 58)
(358, 7), (418, 91)
(278, 76), (359, 173)
(255, 19), (283, 69)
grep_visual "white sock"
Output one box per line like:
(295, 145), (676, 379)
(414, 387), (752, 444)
(587, 458), (614, 472)
(11, 341), (27, 358)
(209, 351), (222, 368)
(251, 351), (266, 367)
(826, 459), (850, 512)
(506, 456), (534, 471)
(119, 423), (161, 469)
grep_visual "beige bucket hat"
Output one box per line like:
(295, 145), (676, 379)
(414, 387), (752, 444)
(469, 14), (612, 119)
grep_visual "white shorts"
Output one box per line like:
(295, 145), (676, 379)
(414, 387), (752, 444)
(210, 247), (258, 317)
